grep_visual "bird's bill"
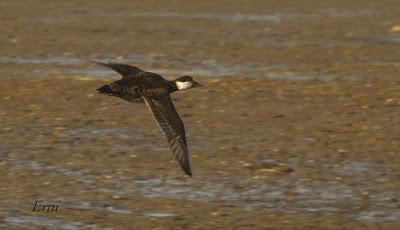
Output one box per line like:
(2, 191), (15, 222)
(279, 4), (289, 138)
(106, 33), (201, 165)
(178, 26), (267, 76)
(192, 81), (204, 88)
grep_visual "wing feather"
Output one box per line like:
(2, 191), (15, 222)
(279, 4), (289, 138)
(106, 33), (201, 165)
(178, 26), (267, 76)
(142, 96), (192, 176)
(93, 61), (144, 78)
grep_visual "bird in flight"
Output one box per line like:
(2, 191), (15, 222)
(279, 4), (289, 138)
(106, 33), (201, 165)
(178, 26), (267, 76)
(94, 62), (203, 176)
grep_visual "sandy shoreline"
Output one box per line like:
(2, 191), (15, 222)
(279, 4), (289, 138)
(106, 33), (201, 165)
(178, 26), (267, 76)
(1, 0), (400, 228)
(1, 75), (399, 229)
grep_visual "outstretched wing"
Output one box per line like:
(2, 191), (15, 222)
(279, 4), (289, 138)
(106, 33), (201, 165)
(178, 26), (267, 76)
(142, 95), (192, 176)
(93, 61), (145, 78)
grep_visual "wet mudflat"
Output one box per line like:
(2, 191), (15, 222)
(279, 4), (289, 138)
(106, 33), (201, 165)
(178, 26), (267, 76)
(1, 0), (400, 229)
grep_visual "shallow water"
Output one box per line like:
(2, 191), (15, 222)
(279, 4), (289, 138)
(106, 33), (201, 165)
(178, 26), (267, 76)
(98, 9), (381, 23)
(3, 152), (398, 223)
(0, 208), (88, 230)
(1, 54), (399, 80)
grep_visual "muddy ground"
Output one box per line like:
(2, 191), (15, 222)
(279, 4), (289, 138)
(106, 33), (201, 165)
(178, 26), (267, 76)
(1, 0), (400, 229)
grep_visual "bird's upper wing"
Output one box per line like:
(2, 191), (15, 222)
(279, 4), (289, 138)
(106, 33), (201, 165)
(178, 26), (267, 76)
(93, 61), (145, 78)
(142, 95), (192, 176)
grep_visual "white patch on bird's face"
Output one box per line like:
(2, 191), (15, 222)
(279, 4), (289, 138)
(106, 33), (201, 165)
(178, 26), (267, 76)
(175, 81), (193, 90)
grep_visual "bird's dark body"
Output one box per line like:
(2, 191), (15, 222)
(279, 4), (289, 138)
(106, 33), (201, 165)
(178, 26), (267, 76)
(95, 62), (201, 176)
(98, 70), (176, 103)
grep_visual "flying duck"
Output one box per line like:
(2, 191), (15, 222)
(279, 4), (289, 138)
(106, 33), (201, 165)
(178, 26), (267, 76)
(94, 62), (203, 176)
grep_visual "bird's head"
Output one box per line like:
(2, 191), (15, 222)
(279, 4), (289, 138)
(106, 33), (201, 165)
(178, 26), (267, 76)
(174, 76), (204, 91)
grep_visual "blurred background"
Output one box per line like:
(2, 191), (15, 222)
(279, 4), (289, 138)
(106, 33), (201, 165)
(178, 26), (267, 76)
(1, 0), (399, 229)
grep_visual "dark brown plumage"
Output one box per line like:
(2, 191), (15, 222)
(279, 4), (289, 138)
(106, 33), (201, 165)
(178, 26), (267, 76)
(95, 62), (203, 176)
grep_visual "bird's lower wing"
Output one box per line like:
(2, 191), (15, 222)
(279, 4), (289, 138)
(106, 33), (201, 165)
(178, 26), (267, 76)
(142, 95), (192, 176)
